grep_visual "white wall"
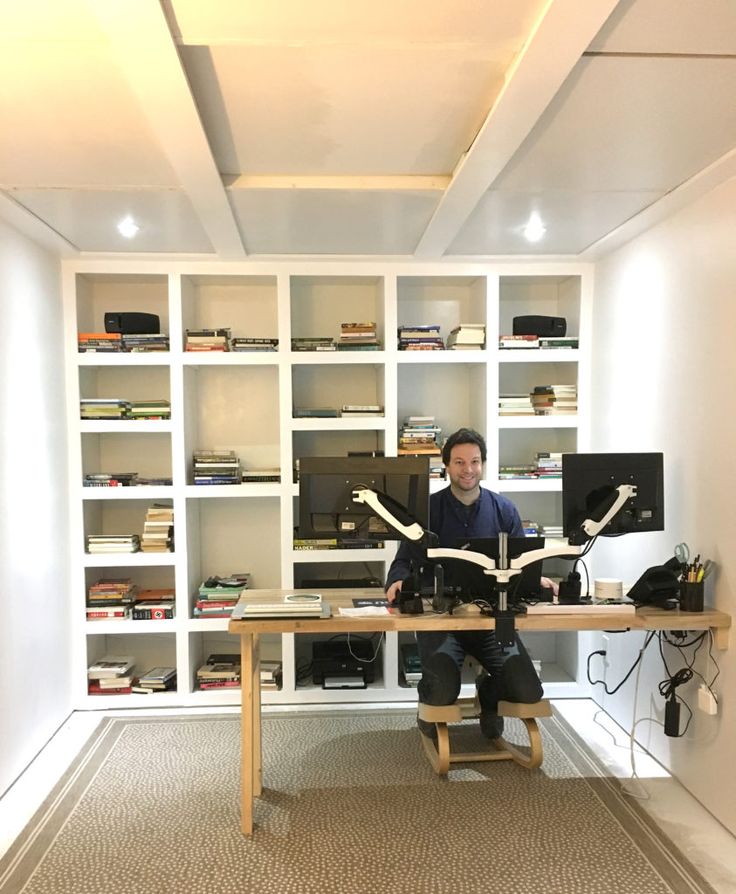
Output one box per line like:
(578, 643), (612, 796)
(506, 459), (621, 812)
(0, 217), (71, 795)
(589, 177), (736, 833)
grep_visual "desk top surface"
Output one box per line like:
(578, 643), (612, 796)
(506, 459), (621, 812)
(227, 589), (731, 636)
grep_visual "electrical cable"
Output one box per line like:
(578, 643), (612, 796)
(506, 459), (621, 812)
(586, 630), (657, 695)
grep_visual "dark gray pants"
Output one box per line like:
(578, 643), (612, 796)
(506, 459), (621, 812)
(416, 630), (543, 714)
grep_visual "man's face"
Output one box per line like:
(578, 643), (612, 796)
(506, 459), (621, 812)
(446, 442), (484, 493)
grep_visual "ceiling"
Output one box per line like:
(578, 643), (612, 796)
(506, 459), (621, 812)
(1, 0), (734, 260)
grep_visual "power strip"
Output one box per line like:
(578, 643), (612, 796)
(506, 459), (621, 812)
(698, 684), (719, 715)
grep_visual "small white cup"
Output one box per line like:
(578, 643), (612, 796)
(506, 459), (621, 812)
(594, 578), (623, 601)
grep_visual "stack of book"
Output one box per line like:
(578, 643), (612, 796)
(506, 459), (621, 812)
(397, 324), (444, 350)
(292, 536), (382, 550)
(499, 334), (540, 349)
(535, 451), (563, 477)
(134, 667), (176, 693)
(530, 385), (578, 415)
(538, 336), (578, 350)
(293, 407), (339, 418)
(78, 332), (123, 353)
(230, 336), (278, 351)
(87, 655), (136, 695)
(499, 463), (538, 480)
(184, 328), (230, 351)
(86, 533), (140, 554)
(192, 450), (241, 485)
(540, 523), (564, 539)
(121, 333), (170, 352)
(80, 398), (130, 420)
(398, 416), (443, 457)
(522, 519), (541, 536)
(128, 399), (171, 420)
(337, 322), (380, 350)
(140, 504), (174, 553)
(196, 654), (241, 690)
(260, 659), (283, 691)
(86, 578), (139, 621)
(340, 404), (383, 417)
(499, 393), (534, 416)
(447, 323), (486, 350)
(193, 573), (250, 618)
(400, 642), (422, 687)
(291, 336), (336, 352)
(83, 471), (139, 487)
(132, 587), (176, 620)
(241, 468), (281, 483)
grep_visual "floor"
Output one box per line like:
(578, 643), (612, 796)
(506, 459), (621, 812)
(2, 700), (736, 892)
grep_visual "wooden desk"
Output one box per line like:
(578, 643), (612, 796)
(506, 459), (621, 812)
(228, 589), (731, 835)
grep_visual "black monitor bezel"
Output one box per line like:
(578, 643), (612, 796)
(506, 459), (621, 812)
(297, 455), (430, 542)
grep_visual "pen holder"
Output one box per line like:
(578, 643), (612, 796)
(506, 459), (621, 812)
(679, 580), (704, 612)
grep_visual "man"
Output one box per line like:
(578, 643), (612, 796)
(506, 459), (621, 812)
(385, 427), (546, 740)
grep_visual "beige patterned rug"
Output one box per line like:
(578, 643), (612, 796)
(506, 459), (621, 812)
(0, 710), (715, 894)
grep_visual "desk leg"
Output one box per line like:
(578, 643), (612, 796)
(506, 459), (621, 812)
(252, 633), (262, 797)
(239, 632), (257, 836)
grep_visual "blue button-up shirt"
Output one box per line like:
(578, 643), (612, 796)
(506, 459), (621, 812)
(385, 486), (524, 590)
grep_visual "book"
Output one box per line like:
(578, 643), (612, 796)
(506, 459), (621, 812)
(87, 656), (135, 679)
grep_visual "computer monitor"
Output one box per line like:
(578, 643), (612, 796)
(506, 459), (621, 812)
(297, 455), (430, 542)
(442, 537), (546, 602)
(562, 452), (664, 542)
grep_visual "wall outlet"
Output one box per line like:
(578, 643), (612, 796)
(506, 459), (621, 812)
(698, 684), (719, 716)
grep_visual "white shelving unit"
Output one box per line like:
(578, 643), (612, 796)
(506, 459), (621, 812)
(63, 263), (592, 709)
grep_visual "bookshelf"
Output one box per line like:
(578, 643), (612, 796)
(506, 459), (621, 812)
(64, 263), (591, 708)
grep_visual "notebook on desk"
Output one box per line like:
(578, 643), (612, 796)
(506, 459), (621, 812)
(522, 601), (636, 615)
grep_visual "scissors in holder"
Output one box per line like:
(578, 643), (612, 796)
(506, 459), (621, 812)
(674, 542), (690, 566)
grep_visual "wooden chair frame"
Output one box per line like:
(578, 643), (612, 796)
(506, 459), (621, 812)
(417, 697), (552, 775)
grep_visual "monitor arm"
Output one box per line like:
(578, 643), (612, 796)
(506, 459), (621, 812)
(568, 483), (638, 545)
(351, 487), (438, 547)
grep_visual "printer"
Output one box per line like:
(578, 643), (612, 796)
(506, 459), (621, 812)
(312, 639), (377, 688)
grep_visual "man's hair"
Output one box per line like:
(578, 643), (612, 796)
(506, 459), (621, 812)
(441, 428), (487, 466)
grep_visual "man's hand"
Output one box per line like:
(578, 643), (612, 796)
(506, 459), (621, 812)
(540, 576), (559, 597)
(385, 581), (403, 603)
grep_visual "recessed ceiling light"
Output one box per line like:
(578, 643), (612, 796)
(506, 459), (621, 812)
(522, 213), (546, 243)
(117, 216), (140, 239)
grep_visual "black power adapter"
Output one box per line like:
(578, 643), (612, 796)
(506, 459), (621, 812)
(558, 570), (582, 604)
(664, 698), (681, 737)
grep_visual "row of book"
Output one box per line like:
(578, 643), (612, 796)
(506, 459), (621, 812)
(83, 472), (173, 487)
(293, 404), (383, 418)
(499, 452), (563, 480)
(80, 398), (171, 420)
(186, 329), (281, 352)
(398, 323), (486, 350)
(499, 385), (578, 416)
(499, 335), (578, 350)
(86, 579), (175, 621)
(87, 656), (176, 695)
(192, 450), (281, 485)
(78, 332), (170, 353)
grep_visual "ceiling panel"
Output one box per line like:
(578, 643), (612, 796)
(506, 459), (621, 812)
(491, 56), (736, 192)
(0, 32), (178, 187)
(9, 189), (213, 253)
(168, 0), (545, 47)
(228, 188), (440, 255)
(588, 0), (736, 54)
(447, 188), (663, 255)
(183, 43), (507, 177)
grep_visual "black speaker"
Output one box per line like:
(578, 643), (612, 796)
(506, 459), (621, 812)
(513, 315), (566, 337)
(104, 312), (160, 334)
